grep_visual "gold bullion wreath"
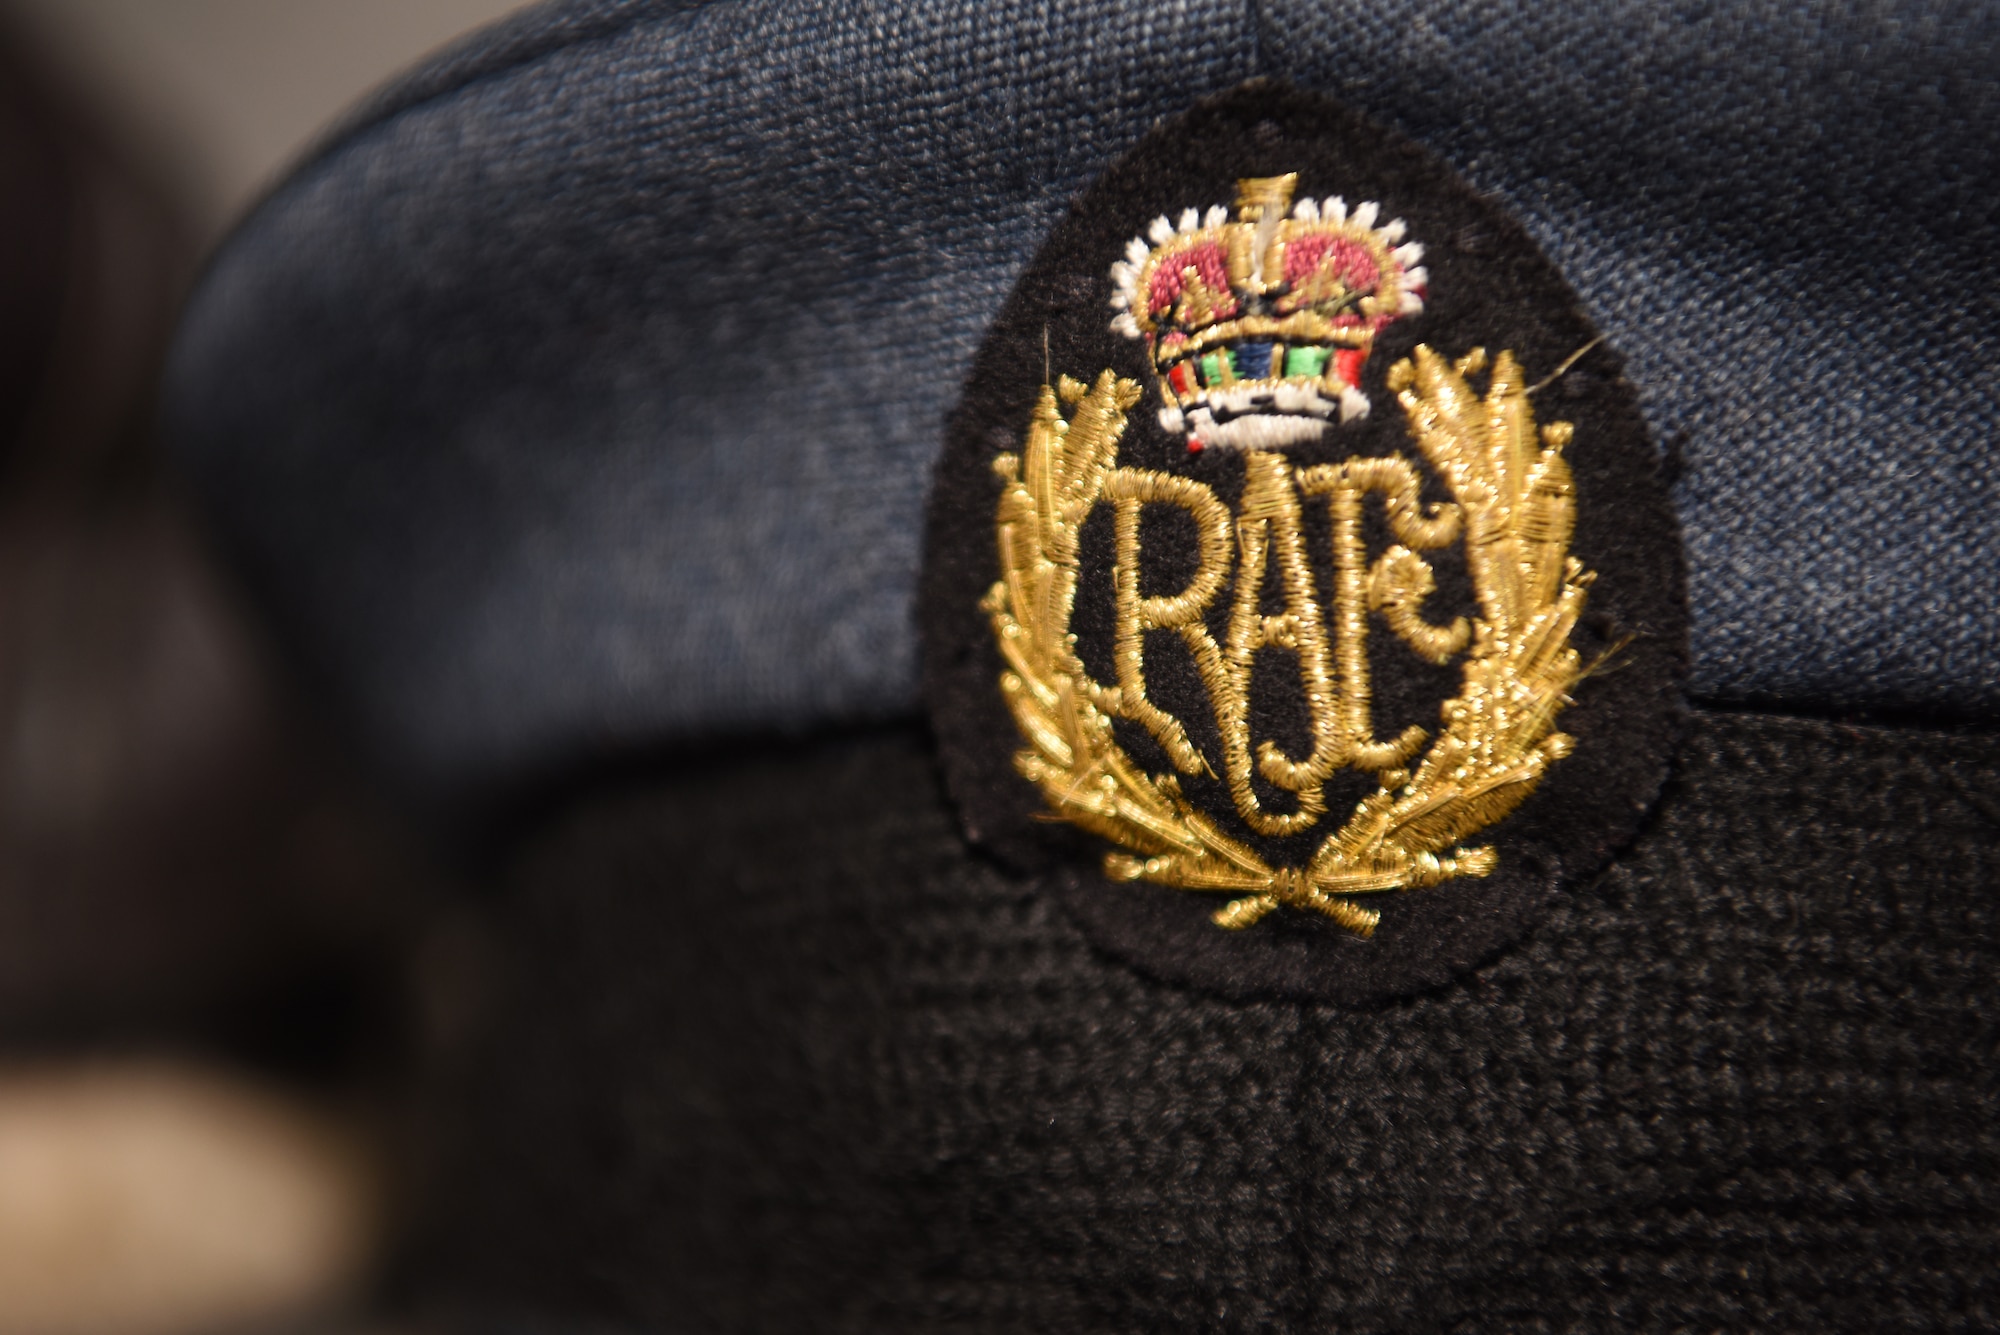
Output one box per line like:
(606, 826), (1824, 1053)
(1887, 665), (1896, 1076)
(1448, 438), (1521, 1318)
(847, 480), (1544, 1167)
(982, 345), (1594, 937)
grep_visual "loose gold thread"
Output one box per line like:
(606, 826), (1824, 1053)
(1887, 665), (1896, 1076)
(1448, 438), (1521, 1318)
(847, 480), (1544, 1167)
(985, 346), (1592, 938)
(1524, 335), (1604, 396)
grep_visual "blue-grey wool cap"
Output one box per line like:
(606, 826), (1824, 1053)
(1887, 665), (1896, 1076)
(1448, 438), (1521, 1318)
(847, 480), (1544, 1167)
(163, 0), (2000, 800)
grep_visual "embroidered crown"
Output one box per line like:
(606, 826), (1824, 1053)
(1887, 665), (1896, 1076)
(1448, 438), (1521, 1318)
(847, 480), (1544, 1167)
(1109, 174), (1426, 453)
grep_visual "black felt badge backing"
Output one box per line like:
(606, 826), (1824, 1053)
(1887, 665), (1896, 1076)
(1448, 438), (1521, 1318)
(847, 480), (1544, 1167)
(921, 83), (1687, 1005)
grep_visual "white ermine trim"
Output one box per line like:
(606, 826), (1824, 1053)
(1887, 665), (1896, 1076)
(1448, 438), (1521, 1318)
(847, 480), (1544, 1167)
(1271, 382), (1337, 415)
(1109, 253), (1146, 316)
(1106, 196), (1428, 348)
(1189, 382), (1339, 419)
(1192, 412), (1330, 452)
(1339, 387), (1372, 422)
(1158, 406), (1185, 433)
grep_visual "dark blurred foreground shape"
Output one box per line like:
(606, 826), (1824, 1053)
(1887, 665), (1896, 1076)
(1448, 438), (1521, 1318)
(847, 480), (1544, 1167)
(0, 20), (446, 1334)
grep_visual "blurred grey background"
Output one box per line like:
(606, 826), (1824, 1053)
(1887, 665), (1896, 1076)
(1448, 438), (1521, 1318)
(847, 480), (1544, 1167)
(0, 5), (527, 1333)
(10, 0), (529, 248)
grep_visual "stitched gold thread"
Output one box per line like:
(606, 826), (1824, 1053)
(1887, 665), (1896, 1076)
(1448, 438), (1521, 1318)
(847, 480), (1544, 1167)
(1176, 265), (1227, 328)
(1092, 464), (1233, 777)
(1295, 455), (1469, 736)
(1113, 180), (1424, 438)
(985, 345), (1592, 937)
(1162, 312), (1376, 373)
(1271, 216), (1399, 322)
(1206, 451), (1327, 833)
(1092, 448), (1434, 835)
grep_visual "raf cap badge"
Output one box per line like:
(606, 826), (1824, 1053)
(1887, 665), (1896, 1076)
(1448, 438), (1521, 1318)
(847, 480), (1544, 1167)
(922, 84), (1687, 1003)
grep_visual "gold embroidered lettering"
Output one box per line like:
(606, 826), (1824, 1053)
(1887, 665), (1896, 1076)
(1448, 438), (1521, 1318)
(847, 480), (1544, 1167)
(987, 350), (1592, 937)
(1094, 468), (1233, 777)
(1087, 448), (1475, 837)
(1297, 455), (1466, 768)
(1211, 450), (1343, 835)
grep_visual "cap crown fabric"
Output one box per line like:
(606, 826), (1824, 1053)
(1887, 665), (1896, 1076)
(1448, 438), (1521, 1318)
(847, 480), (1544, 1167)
(164, 0), (2000, 795)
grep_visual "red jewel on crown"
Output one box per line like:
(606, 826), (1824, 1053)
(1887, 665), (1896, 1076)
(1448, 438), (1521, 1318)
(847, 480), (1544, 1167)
(1109, 174), (1427, 454)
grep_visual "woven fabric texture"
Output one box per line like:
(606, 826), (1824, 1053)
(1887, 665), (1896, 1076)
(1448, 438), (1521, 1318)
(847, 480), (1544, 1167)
(161, 1), (2000, 796)
(425, 709), (2000, 1332)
